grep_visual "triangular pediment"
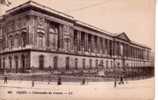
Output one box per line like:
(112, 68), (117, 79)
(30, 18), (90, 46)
(116, 32), (130, 42)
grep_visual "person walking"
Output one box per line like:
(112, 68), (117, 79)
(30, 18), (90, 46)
(57, 76), (62, 85)
(4, 76), (8, 84)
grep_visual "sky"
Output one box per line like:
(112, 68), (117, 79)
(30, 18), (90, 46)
(0, 0), (155, 51)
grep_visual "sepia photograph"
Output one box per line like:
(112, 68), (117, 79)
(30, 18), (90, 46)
(0, 0), (155, 100)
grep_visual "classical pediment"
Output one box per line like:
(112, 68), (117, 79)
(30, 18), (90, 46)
(116, 32), (130, 42)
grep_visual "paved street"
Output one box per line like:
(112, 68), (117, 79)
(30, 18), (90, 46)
(0, 78), (154, 100)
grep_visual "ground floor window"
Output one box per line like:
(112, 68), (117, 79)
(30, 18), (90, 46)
(21, 55), (25, 72)
(89, 59), (92, 69)
(66, 57), (70, 70)
(14, 56), (18, 73)
(82, 59), (86, 69)
(53, 56), (58, 70)
(96, 59), (98, 69)
(111, 61), (113, 67)
(3, 57), (5, 70)
(106, 60), (108, 68)
(75, 58), (78, 69)
(100, 60), (104, 68)
(39, 55), (44, 70)
(0, 58), (1, 69)
(9, 56), (12, 71)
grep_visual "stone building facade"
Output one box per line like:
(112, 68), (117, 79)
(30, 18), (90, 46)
(0, 1), (153, 77)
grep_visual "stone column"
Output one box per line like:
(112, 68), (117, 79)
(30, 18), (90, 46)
(70, 27), (74, 51)
(58, 25), (64, 51)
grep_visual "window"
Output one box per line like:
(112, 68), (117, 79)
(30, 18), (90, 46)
(89, 59), (92, 69)
(14, 56), (18, 73)
(22, 32), (26, 47)
(39, 55), (44, 70)
(49, 24), (58, 49)
(53, 56), (58, 70)
(65, 38), (70, 51)
(106, 60), (108, 68)
(14, 36), (19, 48)
(9, 56), (12, 70)
(39, 36), (43, 47)
(75, 58), (78, 69)
(0, 58), (1, 69)
(3, 57), (5, 70)
(82, 59), (86, 69)
(111, 61), (113, 67)
(63, 25), (70, 33)
(21, 55), (25, 72)
(37, 32), (45, 48)
(100, 60), (104, 67)
(96, 59), (98, 69)
(66, 57), (70, 70)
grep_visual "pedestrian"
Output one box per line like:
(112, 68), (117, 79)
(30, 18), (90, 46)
(4, 76), (8, 84)
(81, 78), (86, 85)
(32, 80), (35, 87)
(57, 76), (62, 85)
(119, 76), (124, 85)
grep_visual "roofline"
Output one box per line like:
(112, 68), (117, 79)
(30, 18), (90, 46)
(6, 0), (74, 20)
(3, 0), (151, 50)
(131, 41), (151, 50)
(74, 20), (113, 37)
